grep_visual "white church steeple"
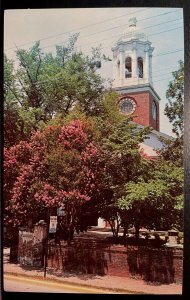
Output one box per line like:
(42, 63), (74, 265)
(112, 18), (154, 89)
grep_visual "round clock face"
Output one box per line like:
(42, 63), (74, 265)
(152, 101), (157, 120)
(119, 97), (136, 115)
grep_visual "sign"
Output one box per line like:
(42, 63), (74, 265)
(49, 216), (57, 233)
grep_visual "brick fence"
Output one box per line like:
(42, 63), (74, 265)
(47, 236), (183, 284)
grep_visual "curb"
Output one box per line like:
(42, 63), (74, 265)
(4, 271), (145, 294)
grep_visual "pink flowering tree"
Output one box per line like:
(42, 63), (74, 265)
(4, 120), (104, 240)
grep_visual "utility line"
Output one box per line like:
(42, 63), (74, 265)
(5, 8), (181, 52)
(79, 17), (182, 42)
(153, 64), (182, 74)
(14, 23), (182, 57)
(77, 23), (183, 52)
(5, 22), (183, 64)
(4, 48), (183, 88)
(12, 69), (177, 88)
(148, 26), (183, 37)
(36, 18), (181, 53)
(153, 72), (174, 79)
(154, 48), (183, 57)
(82, 27), (183, 55)
(4, 7), (151, 51)
(154, 77), (173, 83)
(72, 18), (182, 49)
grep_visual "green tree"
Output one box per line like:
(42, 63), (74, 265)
(4, 56), (24, 147)
(158, 136), (183, 167)
(97, 118), (151, 238)
(158, 61), (184, 168)
(118, 159), (183, 239)
(4, 35), (108, 146)
(165, 60), (184, 138)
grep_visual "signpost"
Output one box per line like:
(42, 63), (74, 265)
(49, 216), (58, 233)
(44, 214), (58, 278)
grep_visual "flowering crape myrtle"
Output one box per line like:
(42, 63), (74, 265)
(4, 120), (103, 234)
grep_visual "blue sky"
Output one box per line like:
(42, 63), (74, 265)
(4, 7), (184, 137)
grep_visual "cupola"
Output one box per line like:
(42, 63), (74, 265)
(112, 17), (154, 89)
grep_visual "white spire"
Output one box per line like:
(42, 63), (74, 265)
(129, 17), (137, 27)
(112, 17), (154, 89)
(118, 18), (147, 42)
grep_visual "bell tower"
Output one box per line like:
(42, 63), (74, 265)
(112, 17), (160, 131)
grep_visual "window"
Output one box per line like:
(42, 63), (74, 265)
(117, 60), (120, 77)
(138, 57), (143, 78)
(125, 57), (132, 78)
(119, 97), (136, 115)
(152, 101), (157, 120)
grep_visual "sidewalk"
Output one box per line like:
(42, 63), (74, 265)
(3, 248), (182, 295)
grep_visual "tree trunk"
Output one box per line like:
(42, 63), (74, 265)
(108, 220), (115, 238)
(10, 227), (19, 263)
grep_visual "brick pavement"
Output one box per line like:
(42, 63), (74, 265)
(3, 248), (182, 295)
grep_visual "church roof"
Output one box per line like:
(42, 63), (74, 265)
(140, 130), (175, 158)
(117, 17), (148, 43)
(131, 121), (175, 142)
(132, 122), (175, 158)
(151, 129), (175, 141)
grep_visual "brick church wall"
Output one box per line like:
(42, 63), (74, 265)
(120, 92), (150, 128)
(47, 237), (183, 284)
(119, 91), (160, 131)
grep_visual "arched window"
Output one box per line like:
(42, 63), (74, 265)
(117, 60), (120, 78)
(125, 57), (132, 78)
(138, 57), (143, 78)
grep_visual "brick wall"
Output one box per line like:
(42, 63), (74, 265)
(47, 237), (183, 284)
(119, 91), (160, 131)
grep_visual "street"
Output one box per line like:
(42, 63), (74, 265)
(3, 274), (116, 294)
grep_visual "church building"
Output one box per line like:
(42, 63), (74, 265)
(111, 17), (173, 159)
(97, 17), (174, 228)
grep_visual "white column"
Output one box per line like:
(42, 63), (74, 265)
(145, 48), (150, 83)
(119, 50), (125, 86)
(132, 45), (137, 80)
(149, 53), (153, 85)
(112, 58), (117, 87)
